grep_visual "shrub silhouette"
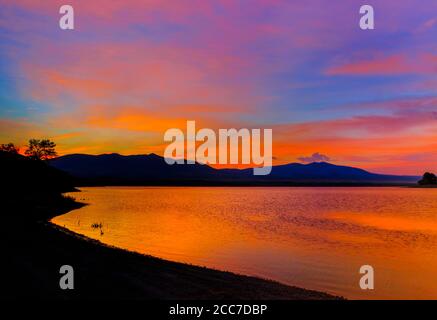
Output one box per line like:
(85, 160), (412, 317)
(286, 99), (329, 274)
(0, 143), (19, 154)
(418, 172), (437, 185)
(25, 139), (57, 160)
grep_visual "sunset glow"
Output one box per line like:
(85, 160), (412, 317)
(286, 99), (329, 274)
(1, 0), (436, 174)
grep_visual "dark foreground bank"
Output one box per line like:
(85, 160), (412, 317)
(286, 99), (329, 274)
(3, 196), (340, 300)
(1, 151), (339, 300)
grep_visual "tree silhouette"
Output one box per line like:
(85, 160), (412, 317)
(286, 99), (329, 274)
(24, 139), (57, 160)
(418, 172), (437, 185)
(0, 143), (19, 154)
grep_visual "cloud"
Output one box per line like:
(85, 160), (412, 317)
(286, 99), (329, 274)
(416, 17), (437, 33)
(298, 152), (331, 163)
(326, 54), (437, 76)
(2, 0), (437, 175)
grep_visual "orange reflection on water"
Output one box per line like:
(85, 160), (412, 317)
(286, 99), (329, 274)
(53, 186), (437, 299)
(331, 212), (437, 232)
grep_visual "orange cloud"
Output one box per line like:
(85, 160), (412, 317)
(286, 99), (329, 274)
(270, 110), (437, 174)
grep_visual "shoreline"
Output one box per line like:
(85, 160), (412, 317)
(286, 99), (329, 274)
(73, 182), (418, 187)
(4, 193), (341, 300)
(47, 217), (341, 299)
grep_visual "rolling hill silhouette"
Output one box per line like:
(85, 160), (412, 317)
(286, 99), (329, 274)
(49, 153), (419, 186)
(1, 151), (75, 193)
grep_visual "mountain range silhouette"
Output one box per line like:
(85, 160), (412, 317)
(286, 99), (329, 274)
(49, 153), (419, 186)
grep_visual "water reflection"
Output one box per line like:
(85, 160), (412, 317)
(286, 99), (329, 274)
(52, 186), (437, 299)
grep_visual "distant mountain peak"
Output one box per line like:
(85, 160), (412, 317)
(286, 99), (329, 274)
(147, 153), (162, 159)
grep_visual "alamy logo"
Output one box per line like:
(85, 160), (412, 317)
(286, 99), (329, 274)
(359, 5), (375, 30)
(59, 265), (74, 290)
(164, 121), (272, 175)
(359, 265), (374, 290)
(58, 5), (373, 31)
(59, 5), (74, 30)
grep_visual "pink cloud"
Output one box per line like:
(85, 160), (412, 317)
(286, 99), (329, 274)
(326, 54), (437, 76)
(269, 97), (437, 174)
(18, 39), (261, 113)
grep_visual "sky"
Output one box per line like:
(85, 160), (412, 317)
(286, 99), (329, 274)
(0, 0), (436, 174)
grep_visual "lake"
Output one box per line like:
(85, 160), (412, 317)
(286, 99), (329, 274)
(52, 186), (437, 299)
